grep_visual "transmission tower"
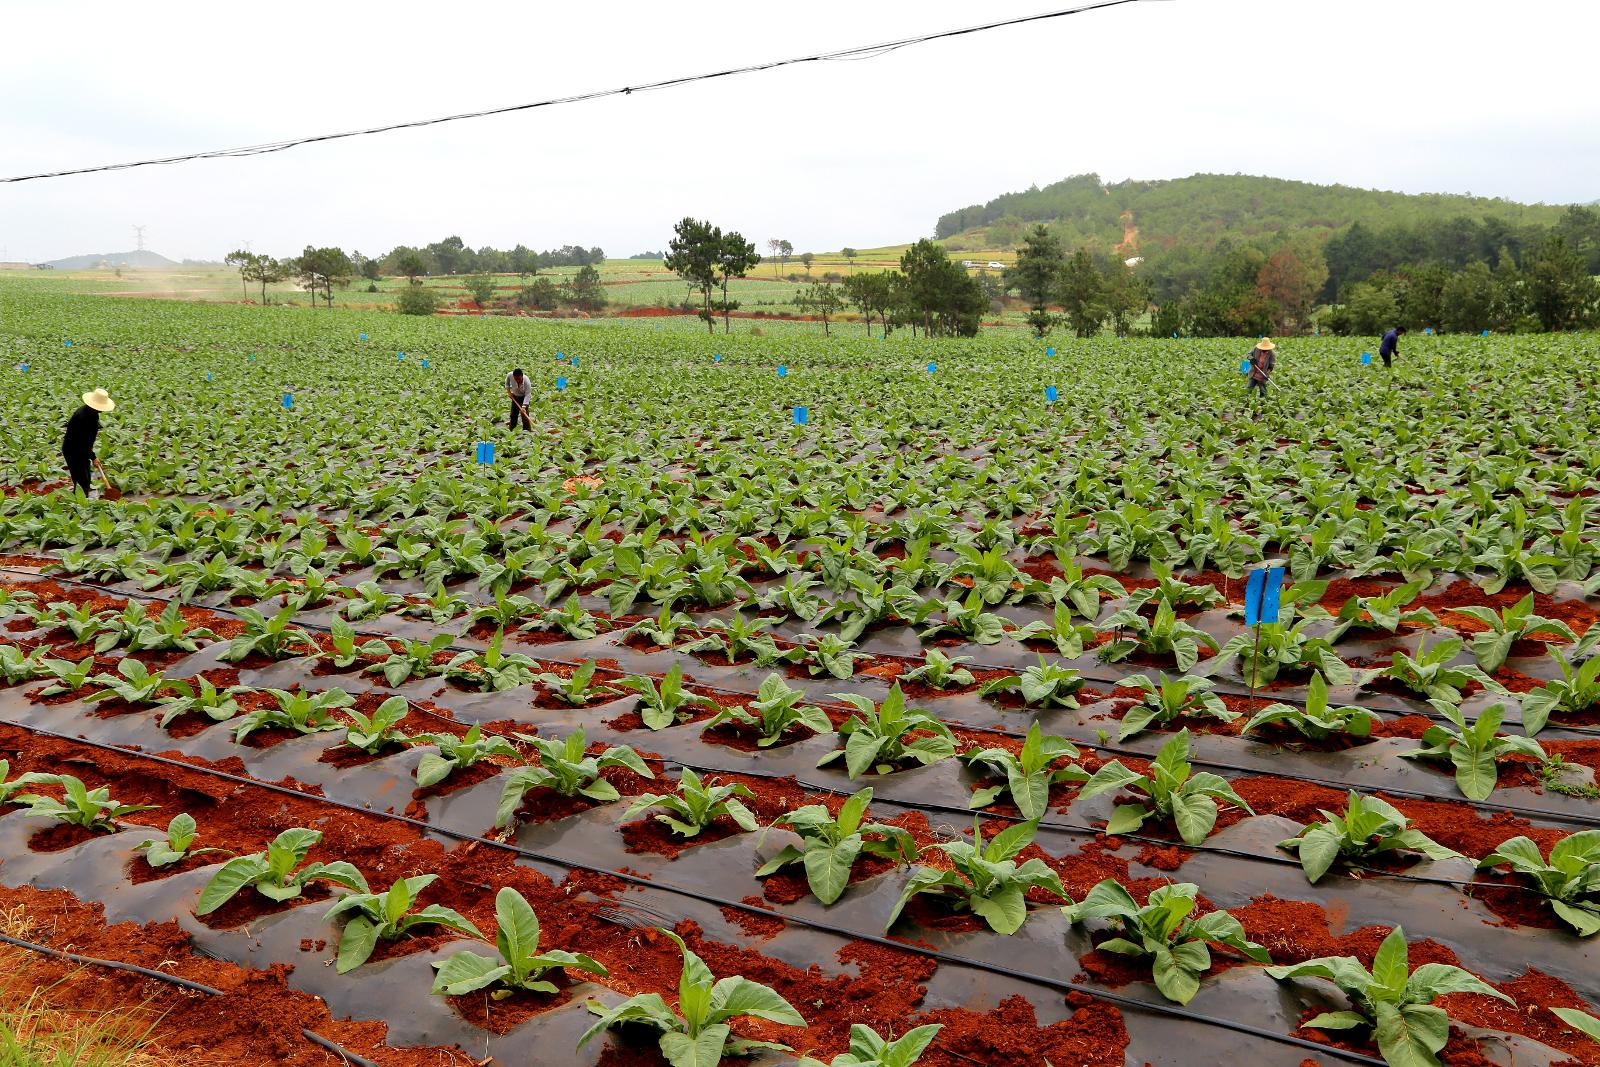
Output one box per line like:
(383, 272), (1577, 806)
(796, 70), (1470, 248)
(132, 225), (146, 252)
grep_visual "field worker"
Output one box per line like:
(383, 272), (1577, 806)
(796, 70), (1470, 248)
(1245, 338), (1276, 398)
(505, 367), (532, 431)
(61, 387), (114, 496)
(1379, 325), (1406, 368)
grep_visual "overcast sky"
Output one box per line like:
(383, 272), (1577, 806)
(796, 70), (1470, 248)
(2, 0), (1596, 263)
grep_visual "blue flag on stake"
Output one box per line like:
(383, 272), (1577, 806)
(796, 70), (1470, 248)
(777, 365), (787, 377)
(397, 352), (405, 361)
(1361, 352), (1373, 365)
(205, 371), (212, 381)
(793, 406), (808, 426)
(556, 377), (568, 391)
(1240, 358), (1251, 374)
(1046, 347), (1055, 357)
(421, 358), (428, 368)
(19, 363), (29, 373)
(1244, 565), (1286, 626)
(927, 362), (936, 373)
(713, 354), (722, 362)
(475, 442), (495, 465)
(64, 340), (72, 347)
(282, 393), (293, 409)
(359, 333), (367, 341)
(1045, 385), (1058, 403)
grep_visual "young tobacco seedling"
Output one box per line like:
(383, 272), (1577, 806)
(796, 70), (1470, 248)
(1077, 730), (1253, 845)
(197, 827), (368, 914)
(323, 616), (392, 669)
(1062, 879), (1269, 1004)
(1475, 831), (1600, 936)
(233, 687), (355, 742)
(13, 774), (155, 832)
(340, 695), (413, 754)
(496, 729), (652, 827)
(886, 817), (1065, 935)
(1400, 701), (1544, 801)
(579, 927), (804, 1066)
(224, 605), (319, 662)
(536, 659), (622, 707)
(1265, 926), (1512, 1067)
(1097, 599), (1218, 673)
(85, 658), (173, 706)
(0, 645), (51, 686)
(36, 655), (97, 698)
(900, 649), (976, 689)
(326, 873), (482, 973)
(818, 684), (956, 778)
(1114, 673), (1236, 741)
(1242, 672), (1379, 742)
(155, 676), (251, 728)
(134, 812), (229, 869)
(443, 628), (539, 692)
(623, 767), (757, 838)
(800, 633), (870, 680)
(1324, 581), (1437, 642)
(1520, 649), (1600, 736)
(961, 722), (1083, 821)
(0, 761), (57, 803)
(1011, 602), (1099, 658)
(431, 886), (605, 996)
(797, 1023), (943, 1067)
(368, 633), (454, 687)
(978, 656), (1087, 709)
(412, 725), (519, 789)
(1380, 636), (1502, 703)
(702, 672), (832, 747)
(621, 662), (717, 730)
(754, 787), (916, 905)
(1278, 792), (1459, 884)
(1453, 594), (1577, 674)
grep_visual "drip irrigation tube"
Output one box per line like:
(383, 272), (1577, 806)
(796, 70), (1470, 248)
(4, 566), (1597, 829)
(0, 931), (383, 1067)
(0, 715), (1391, 1066)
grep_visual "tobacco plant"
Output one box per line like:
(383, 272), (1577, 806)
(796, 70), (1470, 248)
(702, 672), (831, 746)
(496, 729), (652, 827)
(134, 812), (229, 868)
(1242, 672), (1380, 742)
(1475, 832), (1600, 936)
(412, 724), (519, 789)
(327, 873), (482, 973)
(1400, 701), (1544, 801)
(431, 886), (604, 995)
(1113, 673), (1236, 741)
(978, 656), (1087, 708)
(1077, 730), (1253, 845)
(962, 722), (1083, 820)
(797, 1023), (943, 1067)
(1278, 792), (1459, 884)
(197, 828), (368, 914)
(621, 662), (717, 729)
(13, 774), (154, 831)
(1062, 879), (1268, 1004)
(623, 767), (757, 838)
(754, 787), (916, 905)
(886, 817), (1066, 935)
(818, 684), (956, 778)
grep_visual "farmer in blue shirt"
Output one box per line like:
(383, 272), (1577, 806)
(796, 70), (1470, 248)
(1378, 326), (1405, 368)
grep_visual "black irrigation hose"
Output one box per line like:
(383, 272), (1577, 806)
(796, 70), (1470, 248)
(0, 931), (383, 1067)
(5, 568), (1598, 831)
(8, 568), (1600, 834)
(0, 716), (1391, 1067)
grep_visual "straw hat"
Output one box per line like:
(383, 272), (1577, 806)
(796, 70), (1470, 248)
(82, 388), (115, 412)
(1256, 338), (1276, 350)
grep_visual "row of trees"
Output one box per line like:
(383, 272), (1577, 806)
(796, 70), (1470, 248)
(225, 247), (365, 308)
(791, 240), (988, 337)
(378, 237), (605, 279)
(1005, 226), (1150, 337)
(665, 218), (762, 334)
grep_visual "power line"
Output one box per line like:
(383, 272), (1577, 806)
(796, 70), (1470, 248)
(2, 0), (1158, 185)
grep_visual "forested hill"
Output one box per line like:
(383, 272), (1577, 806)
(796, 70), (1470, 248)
(934, 173), (1573, 250)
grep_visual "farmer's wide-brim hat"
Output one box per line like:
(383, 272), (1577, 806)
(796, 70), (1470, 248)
(82, 388), (115, 412)
(1256, 338), (1276, 350)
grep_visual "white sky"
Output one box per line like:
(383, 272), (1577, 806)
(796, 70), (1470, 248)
(2, 0), (1596, 263)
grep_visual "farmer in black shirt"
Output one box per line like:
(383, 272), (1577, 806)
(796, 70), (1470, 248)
(61, 388), (114, 496)
(1379, 326), (1405, 368)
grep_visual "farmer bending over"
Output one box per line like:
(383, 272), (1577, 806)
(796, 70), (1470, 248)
(1246, 339), (1275, 399)
(62, 387), (114, 496)
(505, 367), (532, 431)
(1379, 326), (1405, 368)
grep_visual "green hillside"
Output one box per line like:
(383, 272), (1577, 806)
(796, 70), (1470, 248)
(934, 173), (1573, 252)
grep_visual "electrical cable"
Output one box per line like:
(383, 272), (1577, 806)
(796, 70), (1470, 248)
(1, 0), (1149, 185)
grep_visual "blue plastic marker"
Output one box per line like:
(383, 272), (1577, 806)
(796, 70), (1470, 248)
(927, 362), (936, 373)
(1243, 565), (1286, 627)
(570, 356), (579, 367)
(1239, 358), (1251, 374)
(248, 354), (255, 362)
(1046, 347), (1055, 357)
(397, 352), (405, 361)
(63, 340), (71, 347)
(1361, 352), (1372, 365)
(556, 352), (565, 361)
(793, 406), (808, 426)
(421, 358), (428, 368)
(556, 377), (568, 391)
(1425, 327), (1433, 335)
(282, 393), (293, 409)
(359, 333), (368, 341)
(475, 442), (495, 465)
(1482, 330), (1490, 336)
(777, 365), (788, 377)
(713, 354), (722, 362)
(1045, 386), (1058, 403)
(206, 371), (212, 381)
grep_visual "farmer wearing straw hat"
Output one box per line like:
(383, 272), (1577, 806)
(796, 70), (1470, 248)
(61, 388), (114, 496)
(1245, 339), (1276, 399)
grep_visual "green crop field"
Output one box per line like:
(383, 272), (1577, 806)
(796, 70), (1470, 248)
(2, 276), (1599, 1067)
